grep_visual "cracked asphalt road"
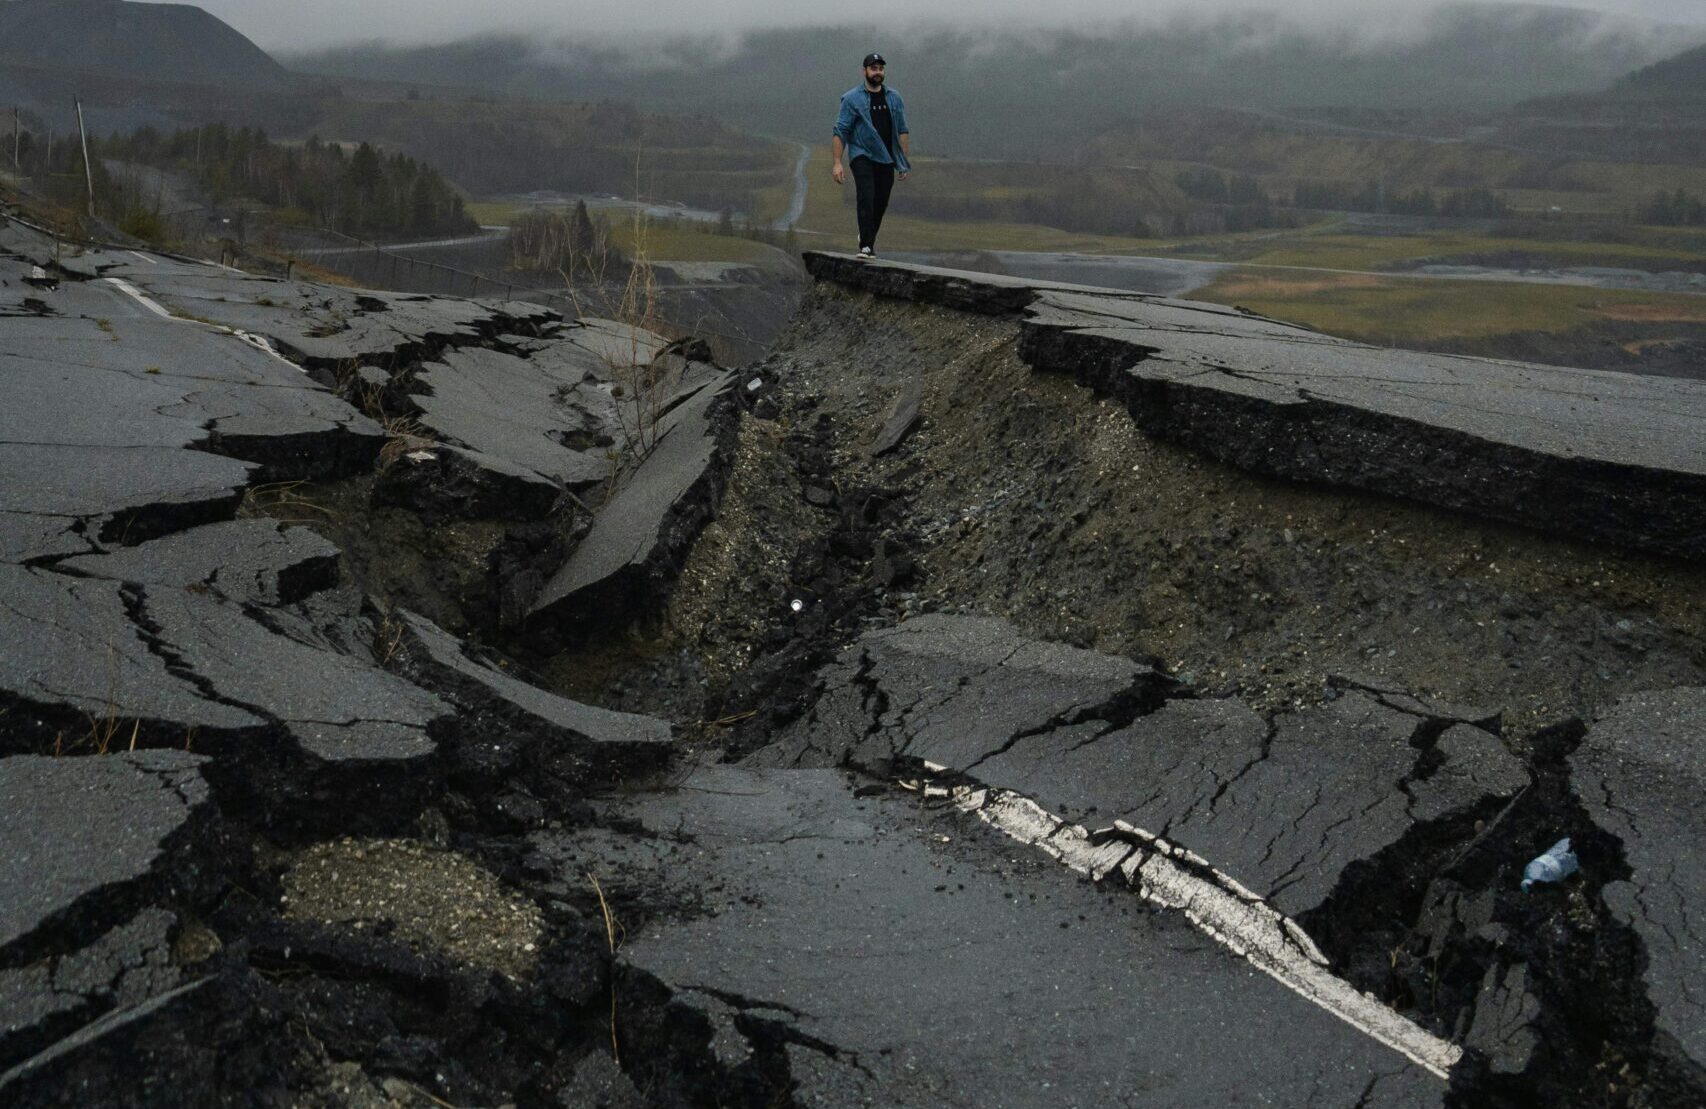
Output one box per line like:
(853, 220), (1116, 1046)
(5, 215), (1706, 1107)
(554, 763), (1444, 1108)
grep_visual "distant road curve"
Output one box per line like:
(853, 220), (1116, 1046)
(291, 228), (508, 256)
(774, 142), (811, 231)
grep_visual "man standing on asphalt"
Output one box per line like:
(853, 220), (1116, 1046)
(831, 52), (911, 259)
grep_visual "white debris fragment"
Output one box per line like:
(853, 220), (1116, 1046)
(747, 376), (764, 392)
(405, 450), (437, 463)
(790, 599), (804, 613)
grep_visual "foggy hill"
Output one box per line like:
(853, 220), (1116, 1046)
(1604, 42), (1706, 102)
(286, 2), (1704, 160)
(0, 0), (295, 91)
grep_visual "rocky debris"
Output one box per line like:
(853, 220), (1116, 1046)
(551, 762), (1447, 1107)
(530, 371), (740, 633)
(1571, 689), (1706, 1076)
(280, 838), (545, 979)
(557, 1050), (647, 1109)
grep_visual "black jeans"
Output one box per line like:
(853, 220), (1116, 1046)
(851, 156), (895, 250)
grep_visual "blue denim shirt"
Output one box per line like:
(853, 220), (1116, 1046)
(833, 85), (911, 174)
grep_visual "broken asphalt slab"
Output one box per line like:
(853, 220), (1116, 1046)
(759, 614), (1527, 918)
(59, 520), (340, 607)
(0, 752), (220, 1081)
(1571, 688), (1706, 1076)
(0, 216), (739, 1101)
(548, 763), (1445, 1107)
(0, 300), (383, 558)
(0, 752), (213, 956)
(805, 251), (1706, 561)
(408, 345), (615, 493)
(529, 371), (739, 630)
(391, 610), (672, 784)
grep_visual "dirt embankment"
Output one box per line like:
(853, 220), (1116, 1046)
(591, 283), (1706, 754)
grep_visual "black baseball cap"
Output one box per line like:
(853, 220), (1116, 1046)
(862, 53), (886, 67)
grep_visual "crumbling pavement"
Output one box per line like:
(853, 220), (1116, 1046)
(0, 214), (747, 1106)
(4, 217), (1706, 1107)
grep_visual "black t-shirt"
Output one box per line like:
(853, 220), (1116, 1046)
(867, 89), (895, 157)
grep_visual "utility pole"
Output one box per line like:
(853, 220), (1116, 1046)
(11, 106), (18, 170)
(75, 98), (94, 217)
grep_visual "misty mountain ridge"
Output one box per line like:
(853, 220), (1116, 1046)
(0, 0), (295, 92)
(286, 1), (1704, 160)
(1605, 42), (1706, 102)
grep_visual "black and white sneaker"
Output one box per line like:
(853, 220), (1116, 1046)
(857, 246), (874, 260)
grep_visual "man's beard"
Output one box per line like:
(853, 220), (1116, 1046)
(868, 74), (884, 86)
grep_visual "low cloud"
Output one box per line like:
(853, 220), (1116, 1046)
(220, 1), (1703, 54)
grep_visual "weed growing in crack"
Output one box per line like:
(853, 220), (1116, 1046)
(588, 871), (625, 1065)
(547, 150), (676, 488)
(331, 357), (365, 400)
(375, 414), (432, 473)
(241, 480), (339, 526)
(373, 610), (405, 668)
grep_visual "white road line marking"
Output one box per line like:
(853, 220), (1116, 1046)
(103, 277), (173, 318)
(128, 250), (158, 265)
(100, 278), (303, 373)
(943, 782), (1464, 1080)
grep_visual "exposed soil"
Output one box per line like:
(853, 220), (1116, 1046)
(546, 280), (1706, 1107)
(586, 283), (1706, 754)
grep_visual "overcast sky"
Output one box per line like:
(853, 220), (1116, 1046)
(200, 0), (1705, 53)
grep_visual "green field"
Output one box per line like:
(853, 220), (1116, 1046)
(1231, 232), (1706, 271)
(608, 222), (780, 264)
(1192, 269), (1706, 345)
(791, 148), (1706, 273)
(469, 201), (783, 265)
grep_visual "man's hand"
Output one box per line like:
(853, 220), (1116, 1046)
(831, 161), (846, 185)
(898, 170), (910, 182)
